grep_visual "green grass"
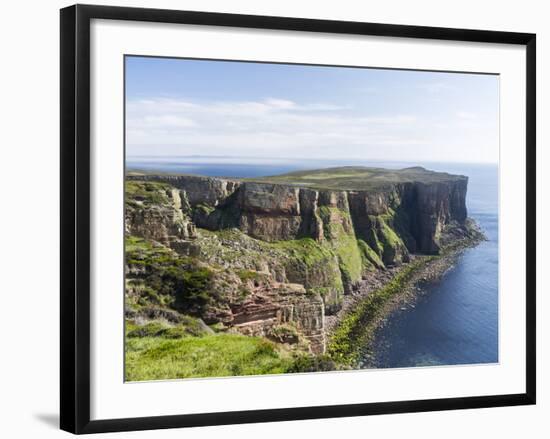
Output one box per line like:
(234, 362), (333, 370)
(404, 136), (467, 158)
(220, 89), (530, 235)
(126, 235), (215, 313)
(271, 237), (333, 265)
(125, 181), (171, 206)
(378, 217), (402, 247)
(332, 233), (363, 285)
(357, 239), (384, 270)
(125, 334), (293, 381)
(126, 317), (212, 339)
(317, 206), (366, 284)
(270, 237), (345, 296)
(243, 166), (466, 191)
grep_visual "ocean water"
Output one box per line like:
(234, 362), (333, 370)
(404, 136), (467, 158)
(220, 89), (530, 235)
(127, 157), (499, 368)
(127, 157), (308, 178)
(367, 162), (499, 368)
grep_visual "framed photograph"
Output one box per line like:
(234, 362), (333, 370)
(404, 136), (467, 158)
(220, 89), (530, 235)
(60, 4), (536, 434)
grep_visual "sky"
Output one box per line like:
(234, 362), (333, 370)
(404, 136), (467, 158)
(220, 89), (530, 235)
(125, 56), (499, 164)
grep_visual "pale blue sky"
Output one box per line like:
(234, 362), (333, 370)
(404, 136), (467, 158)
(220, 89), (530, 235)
(125, 56), (499, 164)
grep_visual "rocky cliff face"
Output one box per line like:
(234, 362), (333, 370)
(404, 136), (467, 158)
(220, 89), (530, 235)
(126, 167), (469, 354)
(129, 170), (468, 257)
(124, 179), (327, 354)
(125, 181), (197, 246)
(227, 282), (326, 354)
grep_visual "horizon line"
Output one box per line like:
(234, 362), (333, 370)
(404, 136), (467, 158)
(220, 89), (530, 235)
(125, 155), (498, 166)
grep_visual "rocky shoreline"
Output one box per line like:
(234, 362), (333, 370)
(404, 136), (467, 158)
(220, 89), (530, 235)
(326, 220), (486, 368)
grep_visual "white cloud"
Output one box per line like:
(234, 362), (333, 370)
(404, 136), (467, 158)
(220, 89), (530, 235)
(263, 98), (296, 109)
(126, 97), (421, 158)
(126, 96), (498, 164)
(456, 111), (477, 120)
(142, 115), (197, 128)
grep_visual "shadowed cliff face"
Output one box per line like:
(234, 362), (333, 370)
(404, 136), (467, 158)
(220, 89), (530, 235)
(125, 167), (469, 354)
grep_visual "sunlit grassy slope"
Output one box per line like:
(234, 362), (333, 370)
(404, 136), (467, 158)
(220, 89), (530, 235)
(125, 332), (294, 381)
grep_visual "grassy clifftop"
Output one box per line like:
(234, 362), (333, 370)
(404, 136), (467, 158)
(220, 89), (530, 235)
(243, 166), (467, 191)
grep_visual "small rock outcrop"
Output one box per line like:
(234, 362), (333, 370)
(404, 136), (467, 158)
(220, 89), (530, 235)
(228, 283), (326, 354)
(125, 182), (196, 247)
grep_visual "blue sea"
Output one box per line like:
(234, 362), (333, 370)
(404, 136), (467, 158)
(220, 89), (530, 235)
(127, 157), (499, 368)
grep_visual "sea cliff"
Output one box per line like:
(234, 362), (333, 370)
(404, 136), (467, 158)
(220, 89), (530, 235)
(124, 166), (482, 375)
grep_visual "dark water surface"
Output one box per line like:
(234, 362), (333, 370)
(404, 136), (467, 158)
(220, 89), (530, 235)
(127, 157), (499, 368)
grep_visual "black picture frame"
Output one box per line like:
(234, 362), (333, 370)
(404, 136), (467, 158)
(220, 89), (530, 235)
(60, 4), (536, 434)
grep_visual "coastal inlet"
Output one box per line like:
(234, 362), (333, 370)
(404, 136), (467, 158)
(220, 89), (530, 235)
(124, 166), (486, 380)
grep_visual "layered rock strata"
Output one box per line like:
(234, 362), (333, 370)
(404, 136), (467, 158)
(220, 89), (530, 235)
(129, 171), (468, 257)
